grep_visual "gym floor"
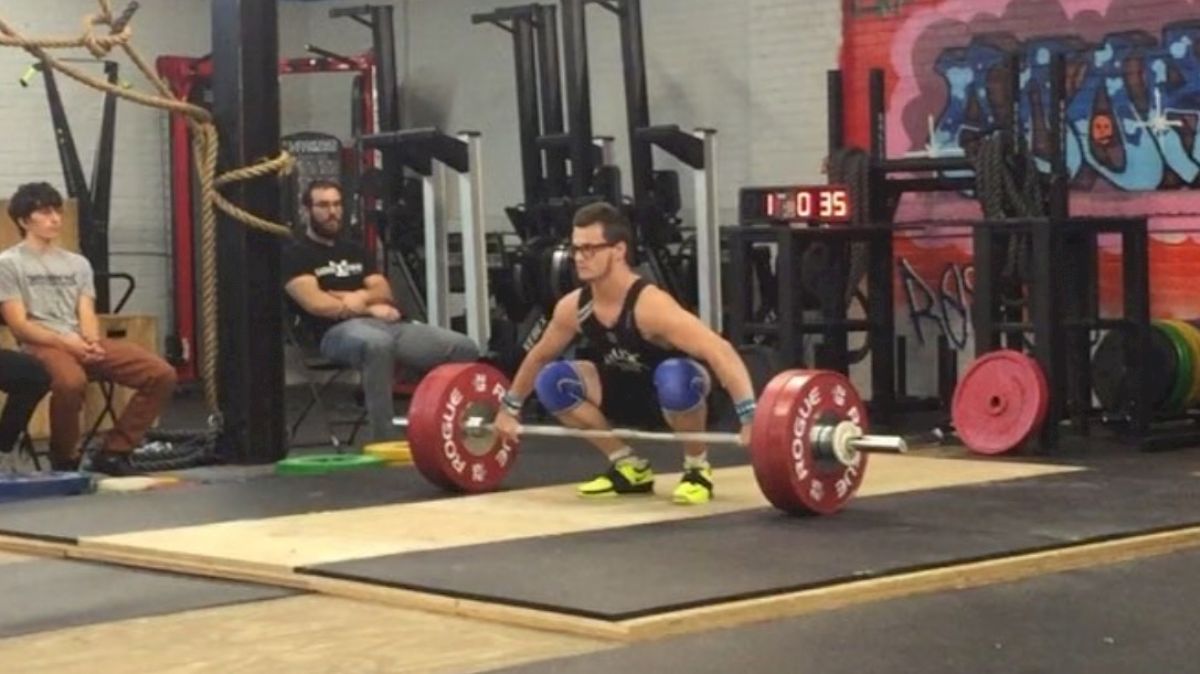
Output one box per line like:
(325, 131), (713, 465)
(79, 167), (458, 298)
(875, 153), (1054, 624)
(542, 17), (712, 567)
(2, 389), (1199, 673)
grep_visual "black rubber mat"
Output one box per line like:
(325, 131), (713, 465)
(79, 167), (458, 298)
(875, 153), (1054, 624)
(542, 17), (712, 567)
(0, 437), (746, 540)
(489, 546), (1200, 674)
(304, 466), (1200, 619)
(0, 558), (295, 638)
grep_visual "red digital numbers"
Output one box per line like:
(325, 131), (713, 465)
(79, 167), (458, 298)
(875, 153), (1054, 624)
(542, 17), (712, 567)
(762, 186), (851, 223)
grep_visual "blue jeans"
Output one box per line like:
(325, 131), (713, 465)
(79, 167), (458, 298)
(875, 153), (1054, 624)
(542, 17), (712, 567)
(320, 318), (480, 442)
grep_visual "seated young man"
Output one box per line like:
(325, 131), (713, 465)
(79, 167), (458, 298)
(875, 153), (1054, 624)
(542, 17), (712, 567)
(0, 182), (178, 476)
(283, 179), (480, 445)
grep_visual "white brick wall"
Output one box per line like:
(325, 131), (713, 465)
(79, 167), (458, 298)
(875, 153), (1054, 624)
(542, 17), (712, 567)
(0, 0), (214, 343)
(0, 1), (327, 350)
(281, 0), (389, 138)
(384, 0), (842, 230)
(748, 0), (842, 185)
(0, 0), (846, 352)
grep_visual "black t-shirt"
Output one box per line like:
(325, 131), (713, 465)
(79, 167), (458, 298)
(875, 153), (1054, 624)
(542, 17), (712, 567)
(281, 236), (377, 339)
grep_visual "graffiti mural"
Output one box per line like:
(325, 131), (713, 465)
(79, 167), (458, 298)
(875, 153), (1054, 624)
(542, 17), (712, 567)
(899, 258), (975, 349)
(928, 24), (1200, 190)
(850, 0), (913, 17)
(839, 0), (1200, 365)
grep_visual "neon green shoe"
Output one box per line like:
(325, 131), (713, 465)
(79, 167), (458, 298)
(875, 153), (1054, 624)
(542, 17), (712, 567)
(577, 459), (655, 498)
(672, 466), (714, 505)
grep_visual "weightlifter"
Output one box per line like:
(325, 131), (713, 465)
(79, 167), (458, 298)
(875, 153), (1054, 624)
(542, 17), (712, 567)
(493, 202), (757, 505)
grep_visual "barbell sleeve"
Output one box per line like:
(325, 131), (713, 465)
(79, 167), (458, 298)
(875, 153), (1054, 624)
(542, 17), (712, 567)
(848, 435), (908, 454)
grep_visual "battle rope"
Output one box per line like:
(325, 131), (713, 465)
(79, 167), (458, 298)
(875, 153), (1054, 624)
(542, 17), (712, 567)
(0, 1), (296, 424)
(969, 132), (1046, 280)
(826, 147), (871, 302)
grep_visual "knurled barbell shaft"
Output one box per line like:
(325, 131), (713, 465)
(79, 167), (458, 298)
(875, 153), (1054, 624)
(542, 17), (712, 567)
(495, 423), (740, 445)
(394, 416), (906, 454)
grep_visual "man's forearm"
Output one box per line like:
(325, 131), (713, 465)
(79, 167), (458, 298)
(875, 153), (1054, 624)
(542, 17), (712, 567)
(305, 293), (354, 320)
(360, 274), (393, 303)
(327, 288), (391, 307)
(79, 311), (101, 341)
(11, 321), (68, 349)
(360, 285), (388, 304)
(711, 342), (756, 408)
(507, 353), (552, 404)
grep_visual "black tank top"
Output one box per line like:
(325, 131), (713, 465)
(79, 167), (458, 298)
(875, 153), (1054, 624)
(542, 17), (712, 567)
(576, 278), (682, 375)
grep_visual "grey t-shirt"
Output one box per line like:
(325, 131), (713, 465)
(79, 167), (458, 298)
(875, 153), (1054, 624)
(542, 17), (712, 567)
(0, 242), (95, 336)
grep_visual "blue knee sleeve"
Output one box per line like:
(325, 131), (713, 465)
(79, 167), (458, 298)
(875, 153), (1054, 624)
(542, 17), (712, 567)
(534, 360), (587, 413)
(654, 358), (711, 414)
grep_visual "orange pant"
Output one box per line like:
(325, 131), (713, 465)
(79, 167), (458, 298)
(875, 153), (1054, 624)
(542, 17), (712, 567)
(25, 339), (177, 462)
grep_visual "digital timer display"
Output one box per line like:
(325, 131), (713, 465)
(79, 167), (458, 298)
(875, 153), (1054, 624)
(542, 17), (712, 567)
(739, 185), (852, 224)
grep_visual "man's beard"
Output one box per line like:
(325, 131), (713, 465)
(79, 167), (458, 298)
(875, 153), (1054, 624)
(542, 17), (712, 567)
(312, 216), (340, 238)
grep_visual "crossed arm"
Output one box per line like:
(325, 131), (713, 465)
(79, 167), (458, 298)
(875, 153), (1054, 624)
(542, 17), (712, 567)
(284, 273), (397, 321)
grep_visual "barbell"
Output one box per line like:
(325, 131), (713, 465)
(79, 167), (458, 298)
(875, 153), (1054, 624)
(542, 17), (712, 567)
(397, 361), (907, 516)
(446, 418), (906, 467)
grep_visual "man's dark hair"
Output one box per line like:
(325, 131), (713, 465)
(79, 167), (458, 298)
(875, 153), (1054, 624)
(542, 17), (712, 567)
(7, 182), (64, 233)
(572, 201), (632, 248)
(301, 179), (343, 209)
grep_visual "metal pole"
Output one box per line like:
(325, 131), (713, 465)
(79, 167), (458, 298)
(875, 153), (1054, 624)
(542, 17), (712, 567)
(370, 4), (400, 131)
(457, 132), (490, 349)
(612, 0), (653, 203)
(1048, 53), (1069, 221)
(560, 0), (595, 198)
(511, 12), (543, 204)
(693, 128), (721, 331)
(90, 61), (119, 313)
(869, 68), (886, 163)
(827, 69), (844, 153)
(212, 0), (285, 463)
(536, 4), (568, 198)
(423, 168), (448, 329)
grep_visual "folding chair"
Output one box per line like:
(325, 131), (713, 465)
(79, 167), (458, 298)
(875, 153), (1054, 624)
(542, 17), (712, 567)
(16, 429), (43, 471)
(283, 310), (368, 450)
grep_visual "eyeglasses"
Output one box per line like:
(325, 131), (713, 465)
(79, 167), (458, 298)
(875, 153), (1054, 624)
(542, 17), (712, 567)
(568, 242), (616, 258)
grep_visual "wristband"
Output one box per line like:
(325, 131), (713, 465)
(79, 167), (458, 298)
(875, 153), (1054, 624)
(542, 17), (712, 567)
(501, 391), (524, 416)
(734, 398), (757, 425)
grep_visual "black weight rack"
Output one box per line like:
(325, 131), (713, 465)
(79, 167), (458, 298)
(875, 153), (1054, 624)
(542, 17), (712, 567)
(725, 221), (897, 425)
(971, 215), (1200, 452)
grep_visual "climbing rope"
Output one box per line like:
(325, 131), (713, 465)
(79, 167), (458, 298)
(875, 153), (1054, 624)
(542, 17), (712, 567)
(0, 1), (295, 423)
